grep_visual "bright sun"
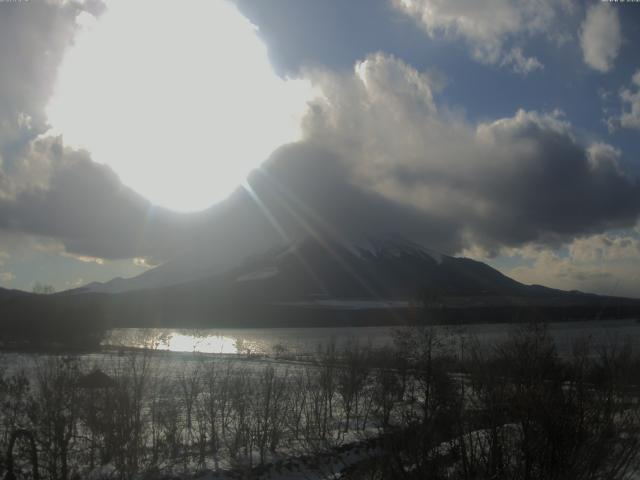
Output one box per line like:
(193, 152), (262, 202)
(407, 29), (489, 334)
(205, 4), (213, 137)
(46, 0), (313, 212)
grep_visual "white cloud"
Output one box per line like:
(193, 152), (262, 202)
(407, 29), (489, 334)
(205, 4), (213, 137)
(606, 70), (640, 132)
(586, 142), (622, 172)
(61, 252), (105, 265)
(500, 47), (543, 75)
(619, 70), (640, 130)
(580, 3), (621, 73)
(392, 0), (564, 72)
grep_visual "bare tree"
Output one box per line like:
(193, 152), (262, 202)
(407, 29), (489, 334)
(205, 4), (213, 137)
(28, 357), (81, 480)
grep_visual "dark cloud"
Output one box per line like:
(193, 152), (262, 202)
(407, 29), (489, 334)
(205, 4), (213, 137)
(0, 138), (184, 261)
(0, 138), (462, 266)
(296, 54), (640, 254)
(247, 142), (462, 251)
(464, 117), (640, 248)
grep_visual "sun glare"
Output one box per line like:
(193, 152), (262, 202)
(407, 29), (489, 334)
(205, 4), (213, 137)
(166, 332), (238, 354)
(46, 0), (314, 212)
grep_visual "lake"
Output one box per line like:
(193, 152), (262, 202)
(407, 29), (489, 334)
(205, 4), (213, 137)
(102, 318), (640, 357)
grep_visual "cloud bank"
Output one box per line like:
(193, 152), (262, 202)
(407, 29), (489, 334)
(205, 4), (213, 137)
(298, 53), (640, 253)
(2, 46), (639, 268)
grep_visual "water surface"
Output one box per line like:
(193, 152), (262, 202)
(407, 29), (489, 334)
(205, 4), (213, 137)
(102, 319), (640, 357)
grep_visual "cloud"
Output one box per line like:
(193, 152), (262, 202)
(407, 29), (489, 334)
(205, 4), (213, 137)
(300, 53), (640, 253)
(0, 271), (15, 285)
(45, 0), (314, 212)
(246, 142), (461, 252)
(500, 47), (543, 75)
(0, 137), (191, 262)
(580, 3), (621, 73)
(0, 0), (285, 266)
(569, 232), (640, 263)
(0, 1), (635, 300)
(0, 2), (162, 263)
(392, 0), (567, 71)
(0, 1), (89, 169)
(605, 71), (640, 132)
(502, 231), (640, 297)
(61, 253), (105, 265)
(618, 70), (640, 130)
(0, 29), (638, 285)
(5, 53), (636, 265)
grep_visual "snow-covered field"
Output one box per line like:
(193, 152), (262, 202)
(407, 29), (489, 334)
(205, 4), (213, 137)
(4, 320), (640, 479)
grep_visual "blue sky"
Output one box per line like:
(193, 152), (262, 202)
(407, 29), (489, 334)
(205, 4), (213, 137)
(0, 0), (639, 297)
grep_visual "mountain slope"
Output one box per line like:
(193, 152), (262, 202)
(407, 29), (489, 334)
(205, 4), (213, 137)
(77, 235), (550, 298)
(220, 236), (567, 302)
(84, 235), (639, 328)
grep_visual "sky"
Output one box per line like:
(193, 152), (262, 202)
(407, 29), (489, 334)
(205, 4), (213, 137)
(0, 0), (640, 297)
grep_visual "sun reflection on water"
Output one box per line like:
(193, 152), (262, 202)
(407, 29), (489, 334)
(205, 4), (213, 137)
(164, 333), (238, 354)
(103, 328), (268, 355)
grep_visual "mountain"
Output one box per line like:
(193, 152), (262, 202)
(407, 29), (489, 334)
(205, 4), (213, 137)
(61, 236), (640, 327)
(76, 235), (546, 297)
(74, 235), (631, 308)
(2, 236), (640, 346)
(223, 236), (545, 301)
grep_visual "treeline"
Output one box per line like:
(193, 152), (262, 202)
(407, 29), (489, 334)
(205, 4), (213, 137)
(4, 281), (640, 338)
(2, 324), (640, 479)
(0, 292), (108, 350)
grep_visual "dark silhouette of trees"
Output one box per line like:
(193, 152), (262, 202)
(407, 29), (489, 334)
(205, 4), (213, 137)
(1, 324), (640, 479)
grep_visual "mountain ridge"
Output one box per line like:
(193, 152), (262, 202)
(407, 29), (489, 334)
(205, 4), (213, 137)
(69, 235), (617, 302)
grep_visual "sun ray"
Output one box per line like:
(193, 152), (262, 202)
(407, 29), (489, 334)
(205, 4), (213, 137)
(250, 169), (404, 323)
(242, 179), (329, 295)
